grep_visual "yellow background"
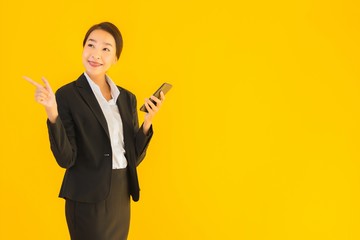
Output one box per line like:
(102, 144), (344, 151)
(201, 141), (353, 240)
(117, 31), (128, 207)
(1, 0), (360, 239)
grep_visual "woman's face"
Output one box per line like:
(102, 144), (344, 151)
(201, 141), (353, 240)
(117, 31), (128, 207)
(82, 29), (117, 79)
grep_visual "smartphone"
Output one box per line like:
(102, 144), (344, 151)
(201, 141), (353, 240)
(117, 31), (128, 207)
(140, 83), (172, 112)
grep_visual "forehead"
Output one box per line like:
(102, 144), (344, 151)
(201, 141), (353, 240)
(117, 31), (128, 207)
(87, 29), (116, 46)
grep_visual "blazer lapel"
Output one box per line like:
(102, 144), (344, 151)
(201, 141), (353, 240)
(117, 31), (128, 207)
(75, 74), (110, 139)
(116, 90), (134, 148)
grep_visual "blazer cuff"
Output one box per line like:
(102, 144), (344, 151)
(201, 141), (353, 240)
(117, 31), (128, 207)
(47, 117), (61, 134)
(46, 117), (65, 149)
(144, 124), (153, 137)
(138, 123), (153, 147)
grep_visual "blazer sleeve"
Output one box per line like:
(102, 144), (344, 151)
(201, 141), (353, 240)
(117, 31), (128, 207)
(130, 93), (153, 166)
(47, 90), (77, 169)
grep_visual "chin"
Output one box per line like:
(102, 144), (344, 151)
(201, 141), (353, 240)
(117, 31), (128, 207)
(86, 65), (102, 73)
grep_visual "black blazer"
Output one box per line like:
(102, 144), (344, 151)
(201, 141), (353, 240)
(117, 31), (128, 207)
(47, 73), (152, 203)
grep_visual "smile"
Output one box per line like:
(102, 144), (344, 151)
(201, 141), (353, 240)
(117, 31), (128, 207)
(88, 61), (103, 67)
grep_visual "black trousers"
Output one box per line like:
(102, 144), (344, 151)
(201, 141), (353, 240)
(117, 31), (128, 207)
(65, 168), (130, 240)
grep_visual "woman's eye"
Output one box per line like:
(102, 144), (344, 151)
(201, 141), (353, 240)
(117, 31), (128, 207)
(87, 44), (94, 48)
(103, 48), (110, 52)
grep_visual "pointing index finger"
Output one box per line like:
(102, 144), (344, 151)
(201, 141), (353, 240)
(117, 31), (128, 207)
(23, 76), (43, 88)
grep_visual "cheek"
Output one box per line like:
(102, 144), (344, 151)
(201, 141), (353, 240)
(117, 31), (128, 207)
(82, 49), (89, 59)
(81, 50), (90, 66)
(111, 54), (118, 64)
(104, 54), (116, 64)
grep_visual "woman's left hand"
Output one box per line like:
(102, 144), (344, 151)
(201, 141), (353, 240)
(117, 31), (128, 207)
(143, 91), (165, 134)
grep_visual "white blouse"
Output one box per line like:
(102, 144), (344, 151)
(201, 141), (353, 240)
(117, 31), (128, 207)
(84, 72), (127, 169)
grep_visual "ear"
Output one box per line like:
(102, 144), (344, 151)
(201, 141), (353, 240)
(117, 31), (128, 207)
(113, 57), (118, 65)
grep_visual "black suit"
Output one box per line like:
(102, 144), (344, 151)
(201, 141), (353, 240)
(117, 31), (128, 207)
(47, 73), (152, 203)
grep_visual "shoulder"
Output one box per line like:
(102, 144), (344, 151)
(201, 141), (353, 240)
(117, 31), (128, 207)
(56, 74), (85, 96)
(55, 82), (77, 103)
(57, 81), (76, 93)
(117, 85), (136, 100)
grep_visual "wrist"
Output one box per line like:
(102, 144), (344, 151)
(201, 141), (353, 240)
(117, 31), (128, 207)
(45, 105), (58, 123)
(143, 121), (152, 134)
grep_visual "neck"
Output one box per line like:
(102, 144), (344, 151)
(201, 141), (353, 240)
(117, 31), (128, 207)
(87, 72), (107, 87)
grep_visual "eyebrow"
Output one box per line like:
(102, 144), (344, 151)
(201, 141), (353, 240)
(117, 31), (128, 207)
(88, 38), (113, 47)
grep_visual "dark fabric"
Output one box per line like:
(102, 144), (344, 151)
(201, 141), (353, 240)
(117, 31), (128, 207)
(65, 169), (130, 240)
(47, 73), (153, 203)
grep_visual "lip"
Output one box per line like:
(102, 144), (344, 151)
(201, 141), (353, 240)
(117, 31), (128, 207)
(88, 61), (103, 67)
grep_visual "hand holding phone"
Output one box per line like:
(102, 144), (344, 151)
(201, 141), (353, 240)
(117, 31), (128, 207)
(140, 83), (172, 112)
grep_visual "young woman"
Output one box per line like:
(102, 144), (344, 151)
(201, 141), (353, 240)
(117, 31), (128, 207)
(24, 22), (164, 240)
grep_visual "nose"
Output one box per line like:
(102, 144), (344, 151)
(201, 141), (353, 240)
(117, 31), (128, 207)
(90, 49), (101, 60)
(92, 55), (100, 60)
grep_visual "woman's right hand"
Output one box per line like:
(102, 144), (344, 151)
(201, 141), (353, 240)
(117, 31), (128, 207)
(24, 76), (58, 123)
